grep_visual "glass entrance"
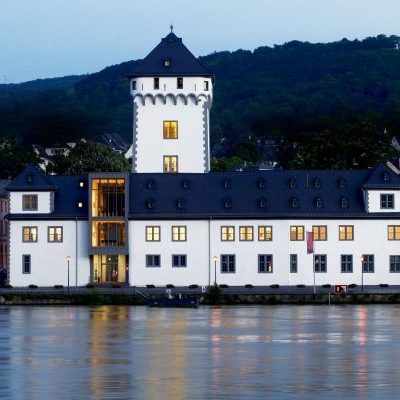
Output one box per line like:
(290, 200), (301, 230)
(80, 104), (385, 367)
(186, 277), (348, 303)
(93, 255), (127, 283)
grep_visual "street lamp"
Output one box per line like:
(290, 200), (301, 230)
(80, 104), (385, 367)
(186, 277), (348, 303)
(213, 256), (218, 286)
(66, 256), (71, 294)
(360, 255), (365, 295)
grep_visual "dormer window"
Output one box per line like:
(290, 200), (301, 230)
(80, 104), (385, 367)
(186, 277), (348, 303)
(79, 180), (84, 188)
(314, 178), (321, 189)
(146, 199), (155, 209)
(182, 179), (190, 189)
(381, 194), (394, 209)
(291, 197), (299, 208)
(341, 198), (348, 208)
(131, 80), (136, 91)
(315, 197), (323, 208)
(147, 179), (156, 189)
(223, 198), (232, 209)
(289, 178), (296, 188)
(258, 178), (266, 188)
(177, 77), (183, 89)
(382, 172), (390, 182)
(78, 201), (83, 208)
(164, 58), (171, 67)
(259, 198), (267, 208)
(223, 179), (231, 189)
(22, 195), (38, 211)
(338, 178), (346, 189)
(176, 199), (185, 209)
(27, 174), (34, 184)
(154, 77), (159, 90)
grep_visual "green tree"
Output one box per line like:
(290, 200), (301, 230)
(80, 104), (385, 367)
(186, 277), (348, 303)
(211, 156), (243, 172)
(0, 138), (40, 178)
(47, 141), (131, 175)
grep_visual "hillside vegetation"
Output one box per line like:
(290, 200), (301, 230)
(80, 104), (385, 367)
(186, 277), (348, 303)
(0, 34), (400, 169)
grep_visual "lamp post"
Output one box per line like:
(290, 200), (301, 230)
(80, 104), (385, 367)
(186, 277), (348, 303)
(360, 255), (364, 295)
(66, 256), (71, 295)
(213, 256), (218, 286)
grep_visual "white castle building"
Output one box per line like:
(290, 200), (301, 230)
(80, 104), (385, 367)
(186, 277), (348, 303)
(6, 30), (400, 288)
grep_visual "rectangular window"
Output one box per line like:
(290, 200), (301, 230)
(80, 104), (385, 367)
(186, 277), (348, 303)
(290, 254), (298, 273)
(390, 255), (400, 273)
(239, 226), (253, 241)
(154, 77), (159, 90)
(22, 254), (31, 274)
(314, 254), (327, 273)
(381, 194), (394, 209)
(146, 255), (160, 268)
(172, 226), (187, 241)
(163, 156), (178, 173)
(388, 225), (400, 240)
(221, 226), (235, 241)
(221, 254), (235, 273)
(131, 80), (136, 90)
(172, 254), (187, 267)
(258, 226), (272, 241)
(204, 81), (209, 91)
(341, 254), (353, 273)
(146, 226), (160, 241)
(177, 77), (183, 89)
(339, 225), (354, 241)
(22, 195), (38, 211)
(163, 121), (178, 139)
(48, 226), (63, 242)
(362, 254), (374, 273)
(258, 254), (273, 273)
(290, 225), (304, 241)
(312, 225), (327, 241)
(22, 226), (38, 242)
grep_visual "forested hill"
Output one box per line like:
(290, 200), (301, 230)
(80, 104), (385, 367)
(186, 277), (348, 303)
(1, 34), (400, 168)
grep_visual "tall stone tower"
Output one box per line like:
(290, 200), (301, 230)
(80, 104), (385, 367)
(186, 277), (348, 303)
(129, 28), (214, 173)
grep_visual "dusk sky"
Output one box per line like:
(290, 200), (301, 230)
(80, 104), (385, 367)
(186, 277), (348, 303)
(1, 0), (399, 83)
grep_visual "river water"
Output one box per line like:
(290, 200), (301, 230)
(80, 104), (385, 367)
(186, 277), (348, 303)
(0, 305), (399, 399)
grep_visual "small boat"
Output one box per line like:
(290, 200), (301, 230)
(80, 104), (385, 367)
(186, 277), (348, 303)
(147, 296), (199, 308)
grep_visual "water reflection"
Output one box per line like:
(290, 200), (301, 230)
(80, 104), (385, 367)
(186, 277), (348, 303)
(0, 305), (399, 399)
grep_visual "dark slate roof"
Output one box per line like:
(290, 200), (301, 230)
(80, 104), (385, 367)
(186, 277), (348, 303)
(0, 179), (11, 198)
(128, 170), (372, 219)
(6, 164), (57, 191)
(128, 31), (213, 79)
(363, 161), (400, 189)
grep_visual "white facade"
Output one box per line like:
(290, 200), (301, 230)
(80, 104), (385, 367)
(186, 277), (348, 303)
(365, 189), (400, 213)
(10, 191), (53, 214)
(131, 76), (212, 173)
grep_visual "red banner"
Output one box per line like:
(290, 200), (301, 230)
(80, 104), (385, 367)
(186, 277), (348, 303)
(306, 231), (314, 254)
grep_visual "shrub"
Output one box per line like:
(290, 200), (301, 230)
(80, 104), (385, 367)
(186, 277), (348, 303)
(296, 284), (306, 288)
(146, 284), (155, 288)
(54, 285), (63, 289)
(86, 283), (94, 289)
(270, 284), (280, 289)
(189, 284), (199, 289)
(28, 284), (38, 289)
(349, 283), (358, 289)
(219, 284), (229, 288)
(245, 284), (254, 289)
(322, 284), (331, 288)
(166, 284), (175, 288)
(379, 283), (389, 288)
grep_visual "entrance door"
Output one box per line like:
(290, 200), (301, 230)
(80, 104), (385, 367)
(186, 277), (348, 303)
(93, 254), (126, 284)
(102, 255), (118, 282)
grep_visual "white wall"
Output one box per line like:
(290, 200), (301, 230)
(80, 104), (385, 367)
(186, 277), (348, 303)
(9, 220), (90, 287)
(10, 192), (53, 214)
(366, 189), (400, 213)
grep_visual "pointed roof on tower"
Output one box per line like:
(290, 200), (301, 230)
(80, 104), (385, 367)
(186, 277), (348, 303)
(128, 29), (213, 80)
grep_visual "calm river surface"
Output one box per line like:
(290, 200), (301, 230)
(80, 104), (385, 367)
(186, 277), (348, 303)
(0, 305), (399, 399)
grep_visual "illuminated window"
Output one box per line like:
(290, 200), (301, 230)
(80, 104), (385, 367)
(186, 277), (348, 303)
(312, 225), (327, 241)
(146, 226), (160, 241)
(339, 225), (353, 241)
(390, 255), (400, 272)
(172, 255), (187, 267)
(258, 226), (272, 241)
(22, 226), (38, 242)
(362, 255), (374, 273)
(314, 254), (327, 272)
(79, 180), (84, 188)
(172, 226), (186, 241)
(388, 225), (400, 240)
(78, 201), (83, 208)
(163, 121), (178, 139)
(22, 195), (38, 211)
(91, 178), (125, 217)
(177, 77), (183, 89)
(341, 254), (353, 273)
(163, 156), (178, 173)
(164, 59), (170, 67)
(221, 254), (235, 273)
(92, 222), (126, 247)
(239, 226), (253, 241)
(290, 254), (298, 273)
(22, 255), (31, 274)
(221, 226), (234, 241)
(258, 254), (273, 273)
(48, 226), (63, 242)
(290, 226), (304, 241)
(146, 255), (160, 267)
(381, 194), (394, 209)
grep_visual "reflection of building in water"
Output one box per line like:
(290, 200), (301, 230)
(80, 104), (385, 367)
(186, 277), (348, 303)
(88, 306), (131, 397)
